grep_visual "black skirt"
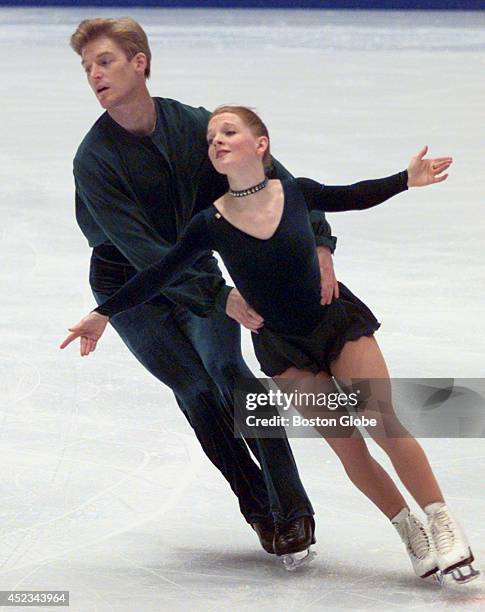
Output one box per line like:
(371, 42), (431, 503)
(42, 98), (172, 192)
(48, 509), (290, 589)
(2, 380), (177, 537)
(251, 282), (380, 377)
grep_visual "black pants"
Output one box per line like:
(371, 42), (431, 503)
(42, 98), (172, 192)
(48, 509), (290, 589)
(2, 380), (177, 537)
(89, 243), (313, 523)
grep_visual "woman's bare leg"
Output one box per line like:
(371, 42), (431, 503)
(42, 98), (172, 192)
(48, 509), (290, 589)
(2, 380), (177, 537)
(273, 367), (408, 518)
(330, 336), (444, 509)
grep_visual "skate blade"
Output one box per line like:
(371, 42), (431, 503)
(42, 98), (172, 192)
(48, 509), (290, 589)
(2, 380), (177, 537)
(428, 571), (445, 586)
(281, 548), (316, 571)
(448, 564), (480, 584)
(421, 567), (444, 586)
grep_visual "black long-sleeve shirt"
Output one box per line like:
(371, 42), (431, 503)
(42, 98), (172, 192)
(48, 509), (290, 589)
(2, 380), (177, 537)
(95, 172), (407, 334)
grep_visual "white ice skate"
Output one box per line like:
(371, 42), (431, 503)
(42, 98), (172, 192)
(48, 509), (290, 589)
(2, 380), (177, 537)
(392, 507), (441, 582)
(425, 502), (480, 584)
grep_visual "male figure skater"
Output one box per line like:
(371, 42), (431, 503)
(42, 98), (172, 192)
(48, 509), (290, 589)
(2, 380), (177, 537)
(68, 17), (338, 558)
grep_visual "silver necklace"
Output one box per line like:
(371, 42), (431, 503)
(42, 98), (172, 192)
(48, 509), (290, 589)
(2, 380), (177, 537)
(229, 177), (268, 198)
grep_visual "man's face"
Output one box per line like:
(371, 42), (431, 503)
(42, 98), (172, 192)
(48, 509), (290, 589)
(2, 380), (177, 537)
(81, 36), (145, 110)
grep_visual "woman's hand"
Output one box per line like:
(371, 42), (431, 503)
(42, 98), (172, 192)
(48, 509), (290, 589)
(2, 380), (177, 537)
(59, 312), (109, 356)
(407, 146), (453, 187)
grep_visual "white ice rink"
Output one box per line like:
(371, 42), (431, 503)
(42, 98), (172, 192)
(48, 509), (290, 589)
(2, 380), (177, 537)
(0, 6), (484, 611)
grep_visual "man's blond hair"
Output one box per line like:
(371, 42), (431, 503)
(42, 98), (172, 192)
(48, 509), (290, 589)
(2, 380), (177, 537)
(70, 17), (151, 78)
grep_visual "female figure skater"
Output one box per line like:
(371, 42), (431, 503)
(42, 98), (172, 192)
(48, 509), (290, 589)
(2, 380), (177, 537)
(61, 106), (478, 583)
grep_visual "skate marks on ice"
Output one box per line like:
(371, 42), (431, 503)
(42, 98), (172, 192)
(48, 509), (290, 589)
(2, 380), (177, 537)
(292, 562), (485, 611)
(0, 430), (207, 574)
(0, 429), (228, 611)
(113, 541), (484, 612)
(0, 402), (483, 609)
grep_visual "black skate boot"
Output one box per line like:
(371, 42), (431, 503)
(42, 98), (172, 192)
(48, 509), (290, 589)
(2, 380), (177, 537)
(274, 516), (316, 570)
(252, 518), (275, 554)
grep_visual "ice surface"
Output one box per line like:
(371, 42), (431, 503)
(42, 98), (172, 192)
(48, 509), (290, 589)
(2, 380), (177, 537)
(0, 7), (484, 611)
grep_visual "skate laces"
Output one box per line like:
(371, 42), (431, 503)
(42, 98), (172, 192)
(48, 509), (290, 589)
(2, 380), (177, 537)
(429, 509), (455, 554)
(396, 515), (431, 560)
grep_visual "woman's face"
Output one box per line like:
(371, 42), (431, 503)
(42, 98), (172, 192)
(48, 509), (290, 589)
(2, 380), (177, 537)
(207, 112), (267, 174)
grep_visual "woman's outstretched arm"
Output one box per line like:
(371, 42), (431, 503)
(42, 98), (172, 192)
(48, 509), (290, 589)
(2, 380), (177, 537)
(60, 213), (213, 355)
(298, 146), (452, 212)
